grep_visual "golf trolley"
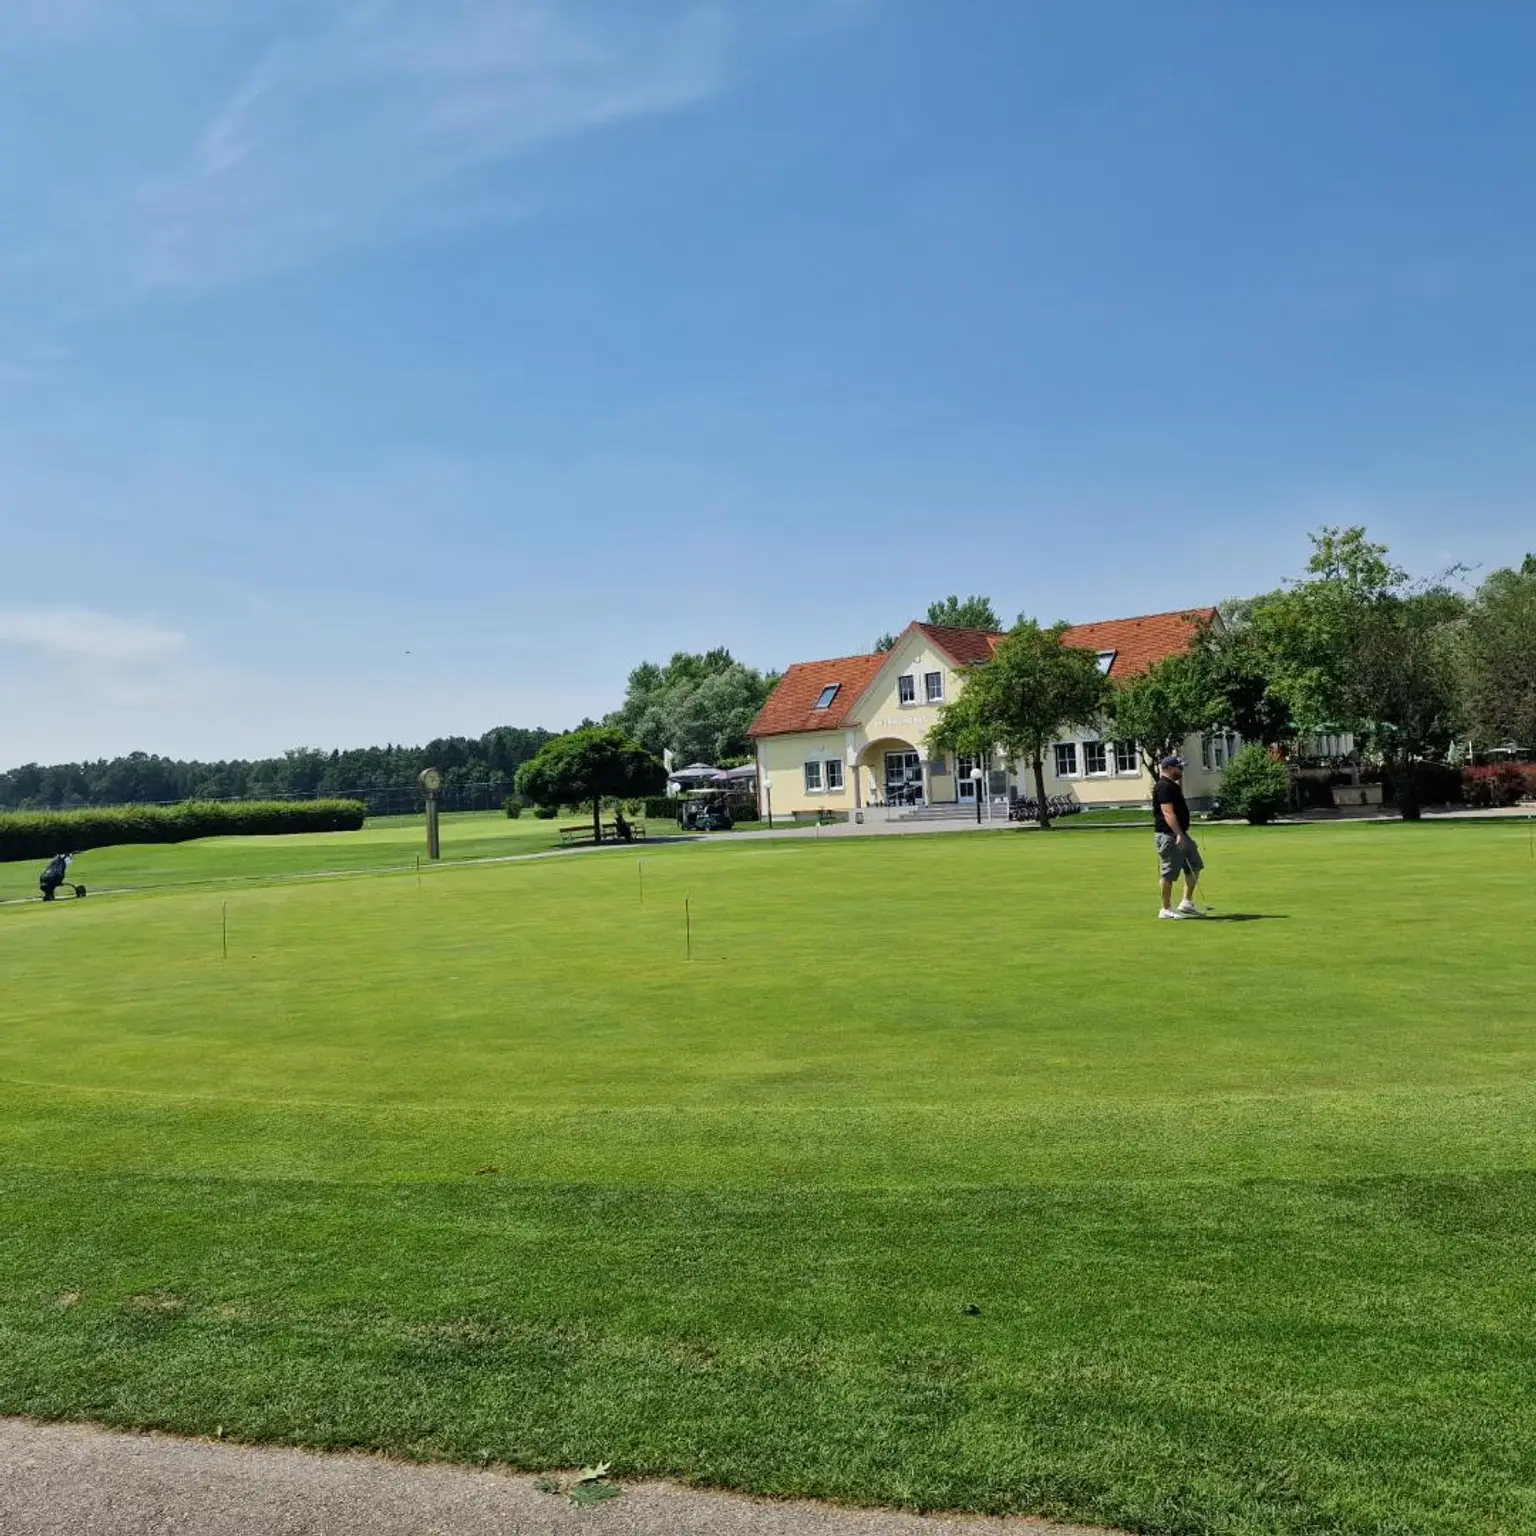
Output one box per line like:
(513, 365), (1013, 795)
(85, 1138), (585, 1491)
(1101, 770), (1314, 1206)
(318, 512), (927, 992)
(39, 853), (86, 902)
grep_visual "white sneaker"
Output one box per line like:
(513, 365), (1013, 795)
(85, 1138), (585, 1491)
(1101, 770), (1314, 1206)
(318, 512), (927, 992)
(1177, 901), (1204, 916)
(1158, 908), (1185, 920)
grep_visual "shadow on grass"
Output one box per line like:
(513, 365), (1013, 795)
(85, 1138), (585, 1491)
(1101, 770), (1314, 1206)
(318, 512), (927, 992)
(1202, 913), (1289, 923)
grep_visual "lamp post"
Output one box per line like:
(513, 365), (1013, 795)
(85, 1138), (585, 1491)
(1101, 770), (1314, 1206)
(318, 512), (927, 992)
(763, 776), (773, 830)
(970, 765), (984, 824)
(419, 767), (442, 859)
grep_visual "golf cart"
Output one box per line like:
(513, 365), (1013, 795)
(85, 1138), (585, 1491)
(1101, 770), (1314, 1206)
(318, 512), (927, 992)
(678, 789), (735, 832)
(39, 852), (86, 902)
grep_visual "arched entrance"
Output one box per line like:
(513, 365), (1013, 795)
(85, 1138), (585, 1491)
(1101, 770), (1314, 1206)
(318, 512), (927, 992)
(857, 737), (928, 807)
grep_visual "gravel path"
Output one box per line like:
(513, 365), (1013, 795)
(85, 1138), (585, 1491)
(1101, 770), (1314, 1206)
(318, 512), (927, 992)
(0, 1418), (1119, 1536)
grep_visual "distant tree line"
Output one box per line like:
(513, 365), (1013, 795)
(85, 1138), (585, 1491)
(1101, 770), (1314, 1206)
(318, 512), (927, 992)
(0, 727), (556, 813)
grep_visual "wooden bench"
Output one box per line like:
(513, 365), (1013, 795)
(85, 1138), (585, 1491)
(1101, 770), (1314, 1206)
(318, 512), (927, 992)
(559, 820), (649, 846)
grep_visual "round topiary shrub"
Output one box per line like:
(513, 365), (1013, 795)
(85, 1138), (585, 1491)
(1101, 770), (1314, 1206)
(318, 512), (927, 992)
(1219, 745), (1291, 824)
(503, 798), (522, 819)
(533, 805), (558, 820)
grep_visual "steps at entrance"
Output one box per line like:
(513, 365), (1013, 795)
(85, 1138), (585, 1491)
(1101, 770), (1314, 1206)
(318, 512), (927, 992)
(891, 800), (1006, 823)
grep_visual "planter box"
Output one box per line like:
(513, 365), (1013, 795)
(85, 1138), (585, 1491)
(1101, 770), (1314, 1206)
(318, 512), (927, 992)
(1331, 784), (1383, 808)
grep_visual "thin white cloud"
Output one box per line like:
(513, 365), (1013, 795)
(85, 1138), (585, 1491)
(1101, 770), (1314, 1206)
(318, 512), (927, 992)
(0, 609), (187, 666)
(1, 0), (870, 297)
(134, 1), (737, 287)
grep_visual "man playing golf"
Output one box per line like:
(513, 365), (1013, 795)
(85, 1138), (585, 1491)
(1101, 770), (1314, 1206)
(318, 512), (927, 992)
(1153, 755), (1203, 919)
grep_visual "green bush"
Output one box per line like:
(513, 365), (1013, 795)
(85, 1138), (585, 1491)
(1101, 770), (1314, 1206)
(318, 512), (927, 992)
(533, 805), (558, 820)
(503, 798), (522, 819)
(1219, 746), (1291, 825)
(0, 799), (366, 863)
(644, 796), (682, 820)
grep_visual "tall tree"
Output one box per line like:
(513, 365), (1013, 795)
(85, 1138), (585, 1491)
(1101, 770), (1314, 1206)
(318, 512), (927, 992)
(1106, 651), (1221, 771)
(1250, 527), (1465, 820)
(872, 633), (897, 653)
(606, 649), (776, 765)
(1201, 598), (1295, 747)
(928, 619), (1109, 829)
(514, 728), (665, 843)
(925, 595), (1001, 631)
(1458, 558), (1536, 750)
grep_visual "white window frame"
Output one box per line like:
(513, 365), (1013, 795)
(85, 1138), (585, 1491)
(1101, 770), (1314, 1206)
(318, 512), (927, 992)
(1053, 742), (1079, 779)
(1204, 731), (1240, 771)
(824, 758), (844, 792)
(897, 674), (917, 706)
(1114, 741), (1140, 775)
(924, 670), (944, 703)
(804, 760), (823, 793)
(1083, 740), (1109, 776)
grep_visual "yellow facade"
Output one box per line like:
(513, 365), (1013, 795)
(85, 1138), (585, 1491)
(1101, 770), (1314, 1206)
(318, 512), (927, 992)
(753, 625), (1238, 818)
(753, 630), (972, 817)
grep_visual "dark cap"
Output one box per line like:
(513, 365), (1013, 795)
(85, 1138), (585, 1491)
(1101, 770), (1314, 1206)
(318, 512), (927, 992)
(1159, 754), (1185, 769)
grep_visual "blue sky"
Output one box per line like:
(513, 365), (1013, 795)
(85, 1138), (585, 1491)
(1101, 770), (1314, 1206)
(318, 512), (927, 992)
(3, 1), (1534, 763)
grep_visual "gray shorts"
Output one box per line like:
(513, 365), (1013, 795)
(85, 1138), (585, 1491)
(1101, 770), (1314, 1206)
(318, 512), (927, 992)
(1156, 832), (1204, 882)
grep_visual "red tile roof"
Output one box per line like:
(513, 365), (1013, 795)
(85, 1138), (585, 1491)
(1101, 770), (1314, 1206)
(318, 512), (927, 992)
(918, 610), (1217, 681)
(912, 623), (999, 666)
(749, 609), (1216, 737)
(1061, 608), (1217, 680)
(748, 651), (890, 738)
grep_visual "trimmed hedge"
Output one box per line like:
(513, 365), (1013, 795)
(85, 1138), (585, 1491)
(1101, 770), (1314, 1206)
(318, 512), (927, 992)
(0, 799), (366, 863)
(644, 796), (682, 820)
(1365, 760), (1464, 808)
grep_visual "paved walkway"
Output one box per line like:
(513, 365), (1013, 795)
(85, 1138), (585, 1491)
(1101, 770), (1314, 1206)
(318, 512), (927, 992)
(0, 1419), (1117, 1536)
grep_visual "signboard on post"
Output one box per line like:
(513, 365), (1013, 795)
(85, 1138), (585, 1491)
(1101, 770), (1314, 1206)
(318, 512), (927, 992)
(419, 767), (442, 860)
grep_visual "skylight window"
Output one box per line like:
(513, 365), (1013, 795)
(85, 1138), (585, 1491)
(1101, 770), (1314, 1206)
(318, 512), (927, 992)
(813, 683), (841, 710)
(1096, 651), (1116, 674)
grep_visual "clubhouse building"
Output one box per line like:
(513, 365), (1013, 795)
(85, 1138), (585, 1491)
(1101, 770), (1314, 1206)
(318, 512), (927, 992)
(749, 609), (1240, 819)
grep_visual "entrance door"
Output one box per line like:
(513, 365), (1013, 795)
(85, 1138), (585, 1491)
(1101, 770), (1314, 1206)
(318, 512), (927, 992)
(957, 754), (978, 802)
(884, 750), (923, 804)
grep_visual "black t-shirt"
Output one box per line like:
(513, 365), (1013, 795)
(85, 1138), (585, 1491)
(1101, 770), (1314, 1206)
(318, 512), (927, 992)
(1152, 776), (1189, 837)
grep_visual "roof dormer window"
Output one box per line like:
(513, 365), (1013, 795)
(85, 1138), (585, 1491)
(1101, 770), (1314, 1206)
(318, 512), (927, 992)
(813, 683), (841, 710)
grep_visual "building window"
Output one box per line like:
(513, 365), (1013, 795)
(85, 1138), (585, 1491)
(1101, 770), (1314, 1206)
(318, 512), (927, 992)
(1053, 742), (1078, 778)
(1096, 650), (1116, 675)
(924, 671), (944, 703)
(1084, 741), (1108, 775)
(804, 761), (822, 793)
(898, 675), (917, 705)
(956, 755), (974, 781)
(825, 759), (844, 791)
(813, 683), (840, 711)
(1203, 731), (1240, 770)
(1114, 741), (1140, 774)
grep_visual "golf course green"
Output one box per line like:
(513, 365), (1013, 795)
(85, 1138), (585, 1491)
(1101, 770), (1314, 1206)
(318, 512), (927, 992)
(2, 818), (1534, 1534)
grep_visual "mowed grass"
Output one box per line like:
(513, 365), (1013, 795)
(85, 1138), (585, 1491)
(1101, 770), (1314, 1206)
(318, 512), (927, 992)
(2, 823), (1536, 1534)
(0, 810), (610, 903)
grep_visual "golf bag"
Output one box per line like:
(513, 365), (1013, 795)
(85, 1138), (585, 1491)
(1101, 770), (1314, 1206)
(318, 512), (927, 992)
(39, 853), (85, 902)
